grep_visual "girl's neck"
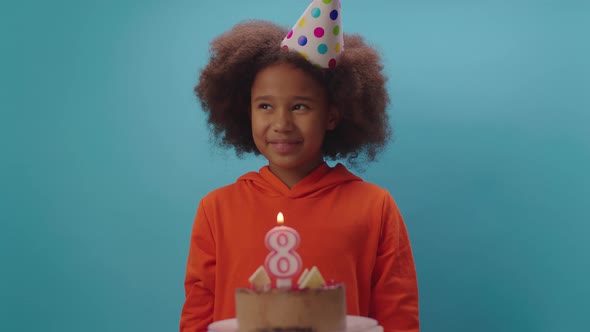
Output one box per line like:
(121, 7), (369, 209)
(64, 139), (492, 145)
(268, 159), (325, 189)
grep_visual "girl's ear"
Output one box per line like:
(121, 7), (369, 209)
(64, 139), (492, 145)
(326, 106), (340, 130)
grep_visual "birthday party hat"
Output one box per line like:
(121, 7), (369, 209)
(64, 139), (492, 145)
(281, 0), (344, 68)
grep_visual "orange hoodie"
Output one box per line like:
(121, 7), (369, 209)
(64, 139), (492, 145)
(180, 163), (419, 332)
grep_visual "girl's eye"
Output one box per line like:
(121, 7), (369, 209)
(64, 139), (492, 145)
(259, 104), (272, 110)
(293, 104), (309, 111)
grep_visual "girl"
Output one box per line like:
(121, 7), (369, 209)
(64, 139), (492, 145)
(181, 2), (419, 331)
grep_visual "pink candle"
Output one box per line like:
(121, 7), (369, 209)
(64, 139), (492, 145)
(264, 212), (302, 288)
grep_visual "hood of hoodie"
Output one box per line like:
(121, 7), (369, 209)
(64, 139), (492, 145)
(237, 162), (362, 199)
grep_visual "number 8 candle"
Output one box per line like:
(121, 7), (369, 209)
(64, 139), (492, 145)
(265, 212), (302, 288)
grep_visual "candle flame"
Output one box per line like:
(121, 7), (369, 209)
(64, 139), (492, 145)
(277, 212), (284, 224)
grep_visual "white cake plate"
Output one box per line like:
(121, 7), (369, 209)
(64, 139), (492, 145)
(208, 315), (383, 332)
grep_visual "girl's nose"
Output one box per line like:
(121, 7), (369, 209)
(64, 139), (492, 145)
(272, 108), (294, 132)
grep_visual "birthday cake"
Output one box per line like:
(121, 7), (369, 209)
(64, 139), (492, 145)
(234, 211), (347, 332)
(235, 267), (346, 332)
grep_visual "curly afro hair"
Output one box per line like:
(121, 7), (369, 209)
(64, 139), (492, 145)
(196, 20), (391, 167)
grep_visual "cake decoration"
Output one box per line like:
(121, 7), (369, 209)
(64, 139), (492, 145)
(297, 267), (310, 287)
(248, 265), (271, 290)
(299, 266), (327, 289)
(264, 212), (303, 288)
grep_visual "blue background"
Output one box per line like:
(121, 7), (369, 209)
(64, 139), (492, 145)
(2, 0), (589, 331)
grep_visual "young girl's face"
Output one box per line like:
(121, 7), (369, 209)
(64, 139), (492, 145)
(250, 63), (338, 179)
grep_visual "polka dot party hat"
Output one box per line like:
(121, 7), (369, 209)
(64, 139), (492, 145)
(281, 0), (343, 68)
